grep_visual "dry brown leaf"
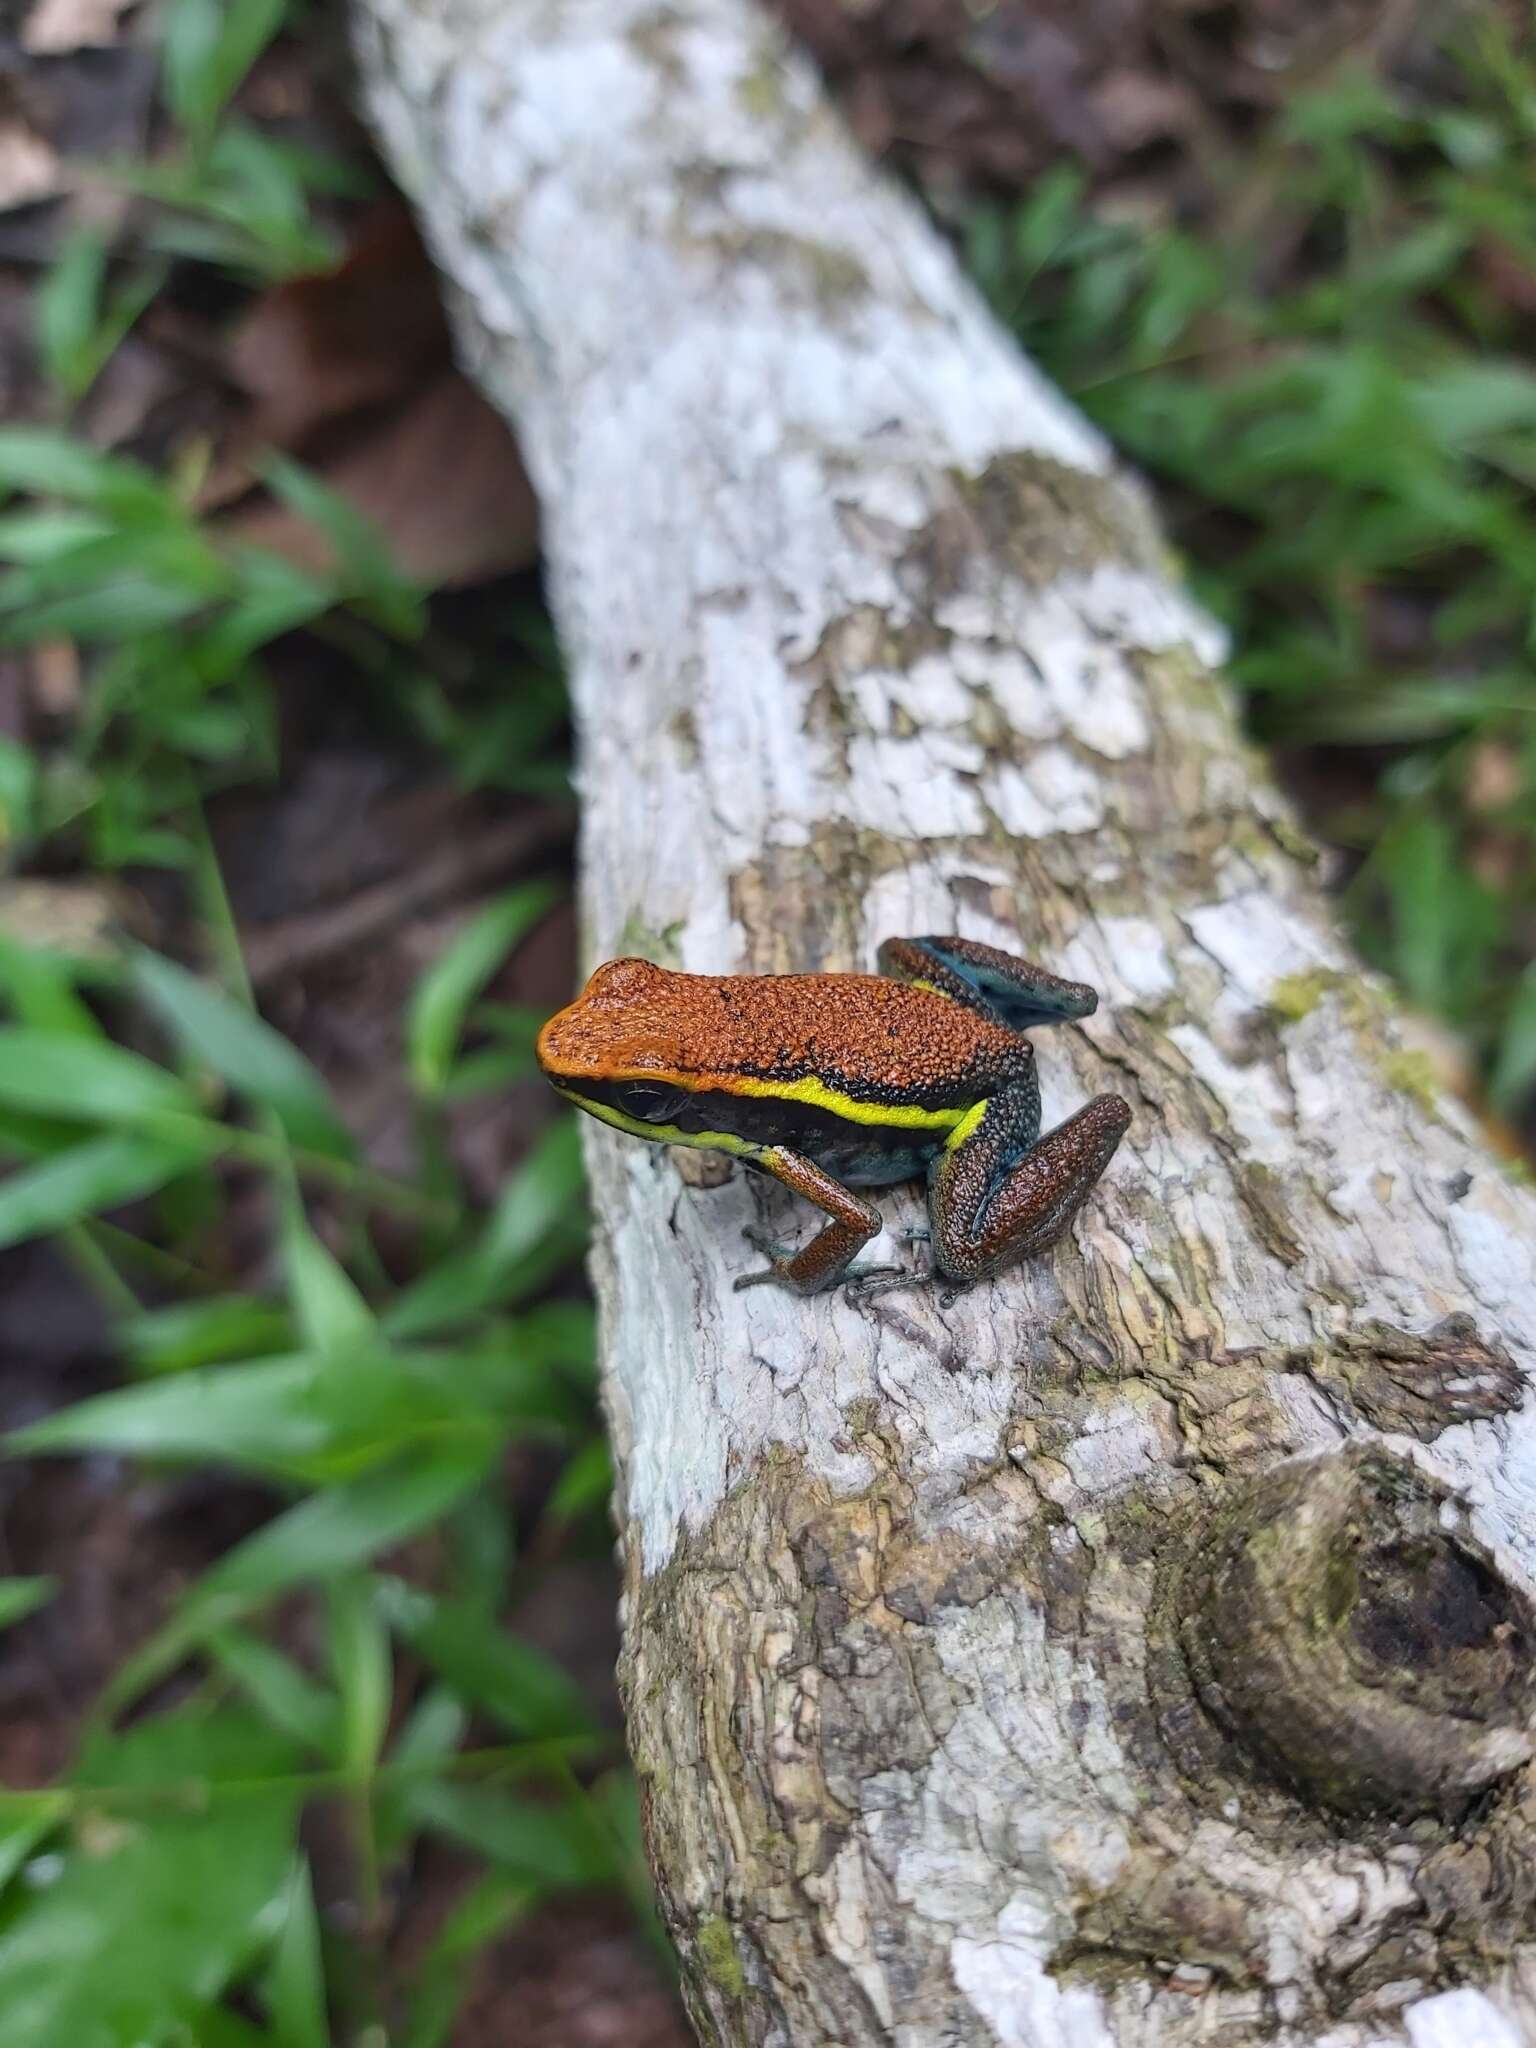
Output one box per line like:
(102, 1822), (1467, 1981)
(29, 638), (81, 718)
(222, 209), (446, 454)
(1474, 240), (1536, 319)
(0, 121), (61, 211)
(222, 369), (538, 588)
(208, 206), (538, 587)
(1090, 68), (1200, 150)
(1466, 741), (1522, 816)
(0, 877), (131, 957)
(21, 0), (133, 55)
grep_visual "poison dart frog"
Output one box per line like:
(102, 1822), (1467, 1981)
(536, 936), (1131, 1296)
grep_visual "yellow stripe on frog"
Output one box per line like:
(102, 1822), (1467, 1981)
(719, 1072), (963, 1132)
(943, 1098), (989, 1151)
(561, 1090), (761, 1156)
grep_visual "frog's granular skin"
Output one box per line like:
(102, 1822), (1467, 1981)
(538, 955), (1039, 1108)
(930, 1089), (1133, 1279)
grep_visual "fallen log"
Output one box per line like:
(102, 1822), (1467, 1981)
(355, 4), (1536, 2041)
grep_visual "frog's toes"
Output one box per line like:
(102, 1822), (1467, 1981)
(733, 1267), (780, 1293)
(841, 1263), (918, 1304)
(735, 1261), (824, 1297)
(741, 1223), (793, 1260)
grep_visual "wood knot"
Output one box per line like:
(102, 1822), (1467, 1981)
(1303, 1312), (1524, 1442)
(1174, 1444), (1536, 1816)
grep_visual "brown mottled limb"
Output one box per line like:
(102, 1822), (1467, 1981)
(735, 1146), (883, 1294)
(357, 5), (1536, 2044)
(930, 1091), (1132, 1282)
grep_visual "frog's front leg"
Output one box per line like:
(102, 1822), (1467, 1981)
(930, 1087), (1131, 1282)
(878, 935), (1098, 1030)
(734, 1147), (886, 1295)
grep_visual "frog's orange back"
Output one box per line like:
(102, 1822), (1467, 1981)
(537, 956), (1029, 1109)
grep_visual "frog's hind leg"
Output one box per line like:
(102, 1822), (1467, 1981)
(929, 1086), (1131, 1283)
(877, 936), (1098, 1031)
(734, 1146), (891, 1295)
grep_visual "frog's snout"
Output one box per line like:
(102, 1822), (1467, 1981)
(536, 991), (685, 1086)
(535, 1002), (581, 1081)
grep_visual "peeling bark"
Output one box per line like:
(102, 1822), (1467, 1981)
(352, 3), (1536, 2042)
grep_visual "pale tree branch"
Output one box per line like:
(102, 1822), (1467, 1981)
(353, 3), (1536, 2042)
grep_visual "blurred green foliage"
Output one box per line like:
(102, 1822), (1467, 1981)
(968, 11), (1536, 1120)
(0, 4), (628, 2043)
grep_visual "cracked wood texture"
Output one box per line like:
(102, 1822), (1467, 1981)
(354, 3), (1536, 2043)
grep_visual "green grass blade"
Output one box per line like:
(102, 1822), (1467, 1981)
(406, 1780), (608, 1888)
(403, 1872), (535, 2048)
(0, 1027), (196, 1124)
(0, 1706), (302, 2048)
(0, 1129), (217, 1251)
(265, 1856), (329, 2048)
(0, 1578), (54, 1629)
(378, 1582), (593, 1742)
(407, 882), (557, 1096)
(328, 1575), (391, 1784)
(281, 1208), (375, 1352)
(101, 1450), (494, 1715)
(131, 949), (355, 1161)
(206, 1629), (341, 1757)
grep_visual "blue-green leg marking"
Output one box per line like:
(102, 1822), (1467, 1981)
(877, 935), (1098, 1031)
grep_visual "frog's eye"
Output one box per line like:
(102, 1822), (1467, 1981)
(615, 1080), (686, 1123)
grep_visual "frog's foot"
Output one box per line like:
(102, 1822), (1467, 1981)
(841, 1263), (920, 1304)
(734, 1225), (802, 1293)
(740, 1223), (791, 1260)
(734, 1266), (786, 1293)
